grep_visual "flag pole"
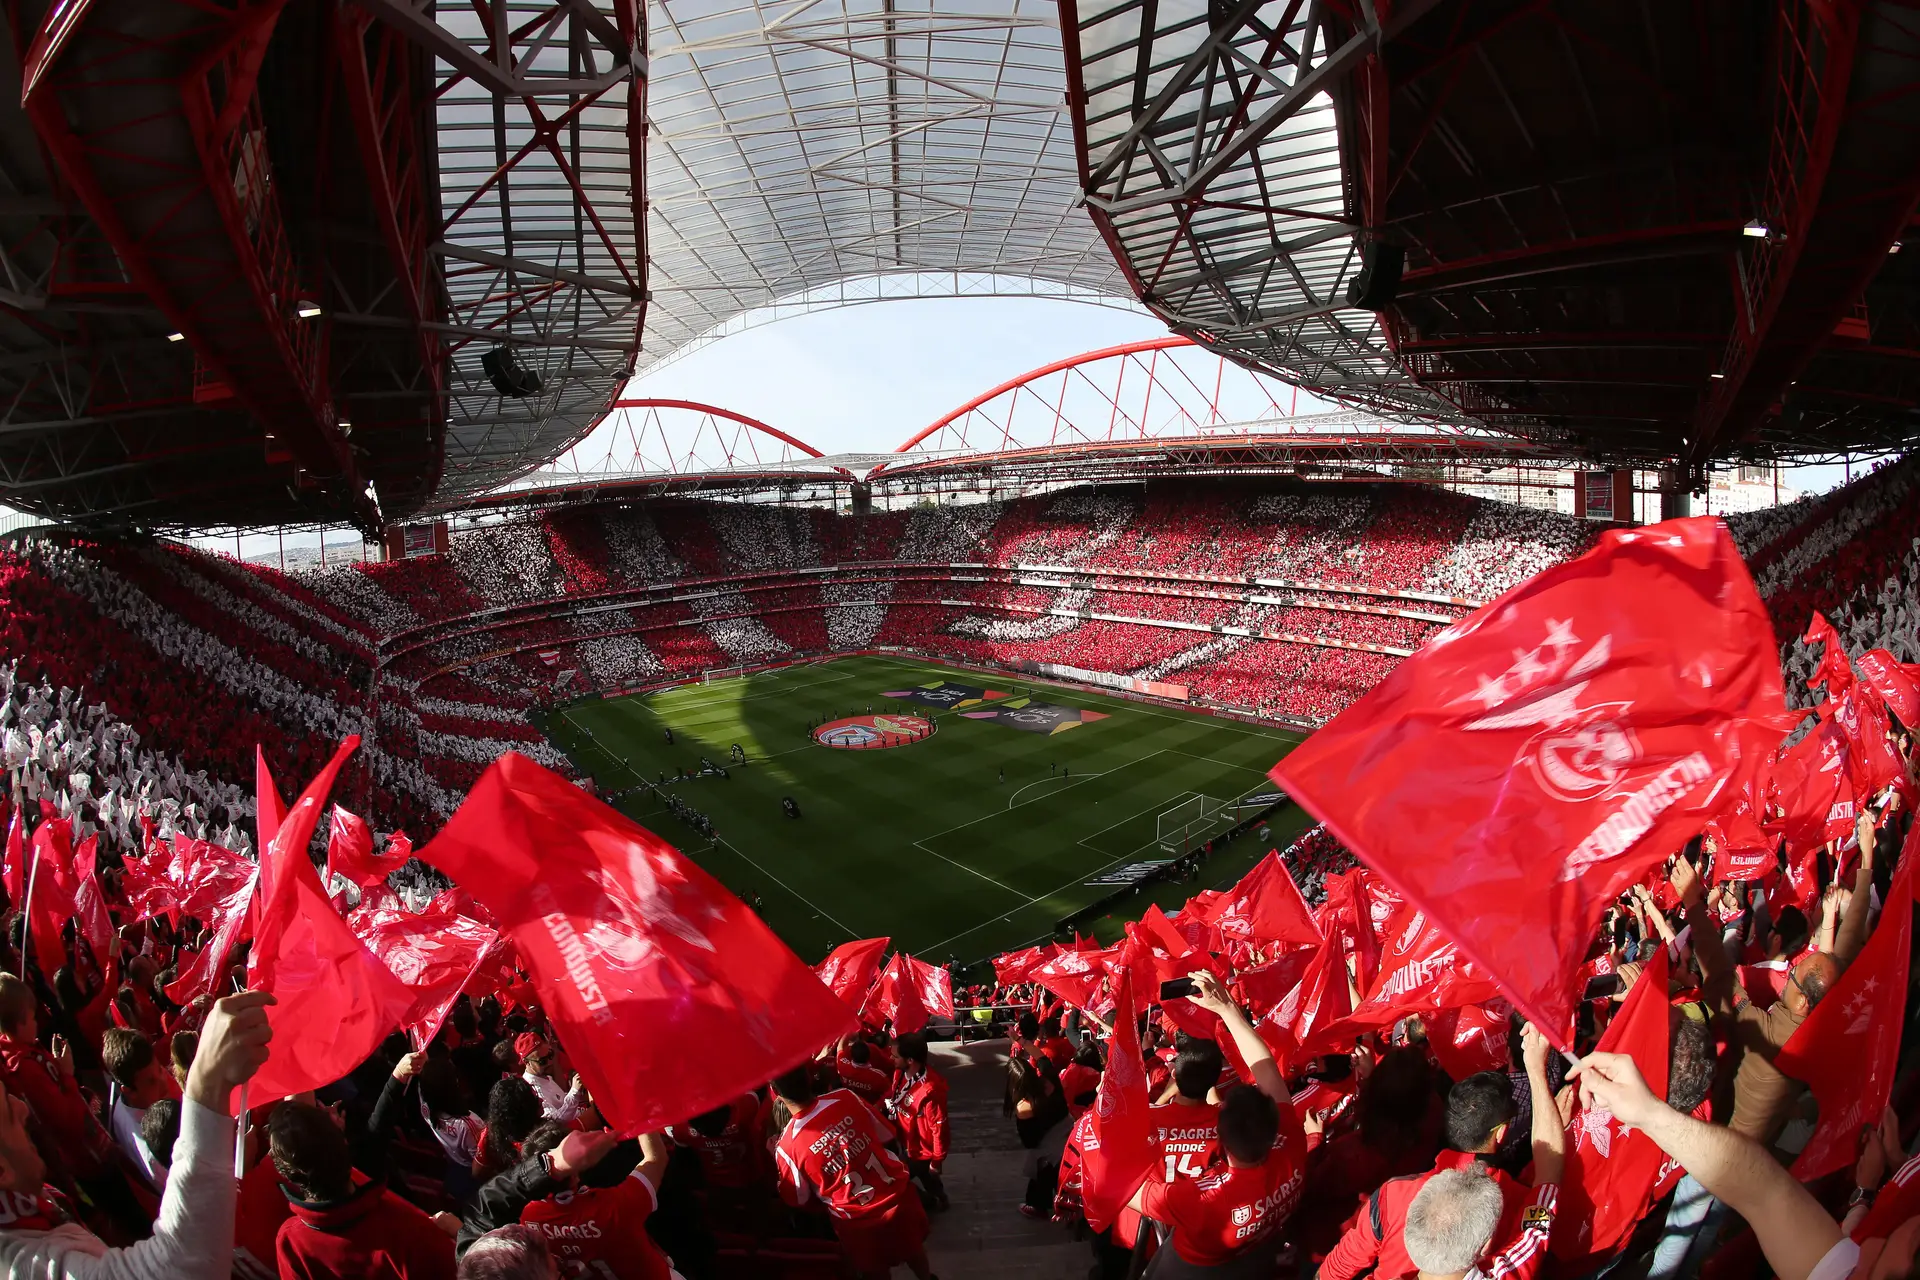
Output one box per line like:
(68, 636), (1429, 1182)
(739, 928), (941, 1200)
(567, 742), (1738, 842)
(233, 1084), (249, 1180)
(17, 833), (38, 981)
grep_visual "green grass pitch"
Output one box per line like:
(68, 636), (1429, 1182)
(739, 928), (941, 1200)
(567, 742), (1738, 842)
(537, 655), (1311, 965)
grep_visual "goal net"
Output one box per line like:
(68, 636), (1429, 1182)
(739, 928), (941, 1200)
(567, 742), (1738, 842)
(703, 663), (749, 685)
(1155, 793), (1227, 855)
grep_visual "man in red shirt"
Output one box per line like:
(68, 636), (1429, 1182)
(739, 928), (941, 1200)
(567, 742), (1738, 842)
(271, 1099), (459, 1280)
(1129, 971), (1307, 1269)
(887, 1034), (949, 1211)
(1115, 1035), (1224, 1250)
(835, 1037), (894, 1107)
(666, 1093), (769, 1194)
(519, 1122), (676, 1280)
(773, 1064), (932, 1279)
(1321, 1025), (1564, 1280)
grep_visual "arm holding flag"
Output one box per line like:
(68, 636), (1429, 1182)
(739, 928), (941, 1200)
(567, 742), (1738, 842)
(1832, 814), (1876, 969)
(1569, 1051), (1844, 1280)
(1519, 1023), (1564, 1188)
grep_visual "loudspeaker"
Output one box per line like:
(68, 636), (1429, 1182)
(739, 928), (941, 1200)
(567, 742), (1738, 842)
(1345, 241), (1405, 310)
(482, 346), (543, 398)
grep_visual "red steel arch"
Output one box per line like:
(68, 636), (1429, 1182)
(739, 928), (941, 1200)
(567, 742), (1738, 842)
(604, 399), (825, 460)
(895, 335), (1325, 456)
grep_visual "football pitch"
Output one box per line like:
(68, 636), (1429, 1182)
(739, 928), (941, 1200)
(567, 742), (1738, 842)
(537, 655), (1310, 965)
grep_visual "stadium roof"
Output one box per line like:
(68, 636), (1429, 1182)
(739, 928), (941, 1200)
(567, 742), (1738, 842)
(6, 0), (1918, 533)
(1060, 0), (1920, 472)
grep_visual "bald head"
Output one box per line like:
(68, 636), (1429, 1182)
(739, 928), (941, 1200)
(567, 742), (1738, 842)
(1787, 952), (1839, 1015)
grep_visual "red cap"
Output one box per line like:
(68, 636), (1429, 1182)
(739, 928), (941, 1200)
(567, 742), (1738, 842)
(513, 1032), (543, 1061)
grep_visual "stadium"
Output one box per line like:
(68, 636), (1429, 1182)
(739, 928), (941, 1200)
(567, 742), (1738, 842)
(0, 1), (1916, 1278)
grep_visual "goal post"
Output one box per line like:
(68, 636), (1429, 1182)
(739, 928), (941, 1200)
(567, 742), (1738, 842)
(1155, 793), (1227, 855)
(703, 663), (749, 685)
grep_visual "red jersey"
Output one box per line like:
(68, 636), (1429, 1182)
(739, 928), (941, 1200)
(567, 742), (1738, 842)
(1139, 1115), (1309, 1267)
(1116, 1099), (1226, 1248)
(1320, 1151), (1533, 1280)
(889, 1068), (949, 1164)
(521, 1168), (671, 1280)
(775, 1090), (914, 1222)
(835, 1053), (893, 1105)
(665, 1094), (767, 1190)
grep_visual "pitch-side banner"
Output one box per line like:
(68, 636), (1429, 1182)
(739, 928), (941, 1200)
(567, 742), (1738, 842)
(1025, 661), (1189, 702)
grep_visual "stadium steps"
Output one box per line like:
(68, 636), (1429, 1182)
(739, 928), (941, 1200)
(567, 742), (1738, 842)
(927, 1039), (1087, 1279)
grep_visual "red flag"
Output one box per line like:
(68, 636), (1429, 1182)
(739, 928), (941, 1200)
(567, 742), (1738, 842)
(25, 818), (79, 977)
(418, 751), (856, 1136)
(1234, 946), (1318, 1017)
(1312, 901), (1504, 1047)
(1775, 827), (1917, 1179)
(164, 872), (256, 1006)
(2, 809), (23, 909)
(325, 806), (411, 889)
(813, 937), (890, 1012)
(1079, 963), (1153, 1233)
(1858, 649), (1920, 727)
(1031, 943), (1116, 1014)
(1804, 612), (1856, 705)
(991, 942), (1057, 986)
(349, 897), (501, 1051)
(1202, 851), (1321, 947)
(865, 953), (953, 1035)
(1703, 802), (1777, 884)
(1426, 1000), (1514, 1081)
(1832, 684), (1902, 797)
(1257, 937), (1353, 1068)
(1770, 715), (1857, 849)
(72, 869), (113, 961)
(248, 738), (413, 1101)
(1553, 947), (1672, 1266)
(1273, 517), (1787, 1044)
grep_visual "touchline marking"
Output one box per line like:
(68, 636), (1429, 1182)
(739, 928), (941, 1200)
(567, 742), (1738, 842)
(911, 840), (1037, 905)
(709, 836), (863, 940)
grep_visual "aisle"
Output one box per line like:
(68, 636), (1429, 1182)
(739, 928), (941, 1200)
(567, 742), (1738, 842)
(924, 1039), (1087, 1280)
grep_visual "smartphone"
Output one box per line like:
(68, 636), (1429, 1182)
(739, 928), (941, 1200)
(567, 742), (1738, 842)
(1582, 972), (1624, 1001)
(1159, 977), (1197, 1002)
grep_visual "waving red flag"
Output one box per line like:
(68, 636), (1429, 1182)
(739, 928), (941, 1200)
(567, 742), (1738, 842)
(991, 942), (1056, 986)
(1206, 850), (1321, 947)
(25, 818), (79, 977)
(865, 953), (953, 1035)
(1257, 937), (1353, 1069)
(1553, 947), (1672, 1267)
(1310, 900), (1504, 1049)
(1703, 801), (1778, 884)
(1032, 943), (1116, 1014)
(165, 872), (256, 1005)
(248, 737), (414, 1101)
(2, 809), (22, 910)
(1776, 827), (1917, 1179)
(325, 806), (412, 889)
(1770, 715), (1857, 849)
(1804, 612), (1856, 705)
(1079, 963), (1154, 1233)
(349, 896), (501, 1051)
(1273, 517), (1787, 1044)
(1858, 649), (1920, 727)
(1426, 1000), (1514, 1080)
(418, 751), (855, 1136)
(813, 937), (890, 1012)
